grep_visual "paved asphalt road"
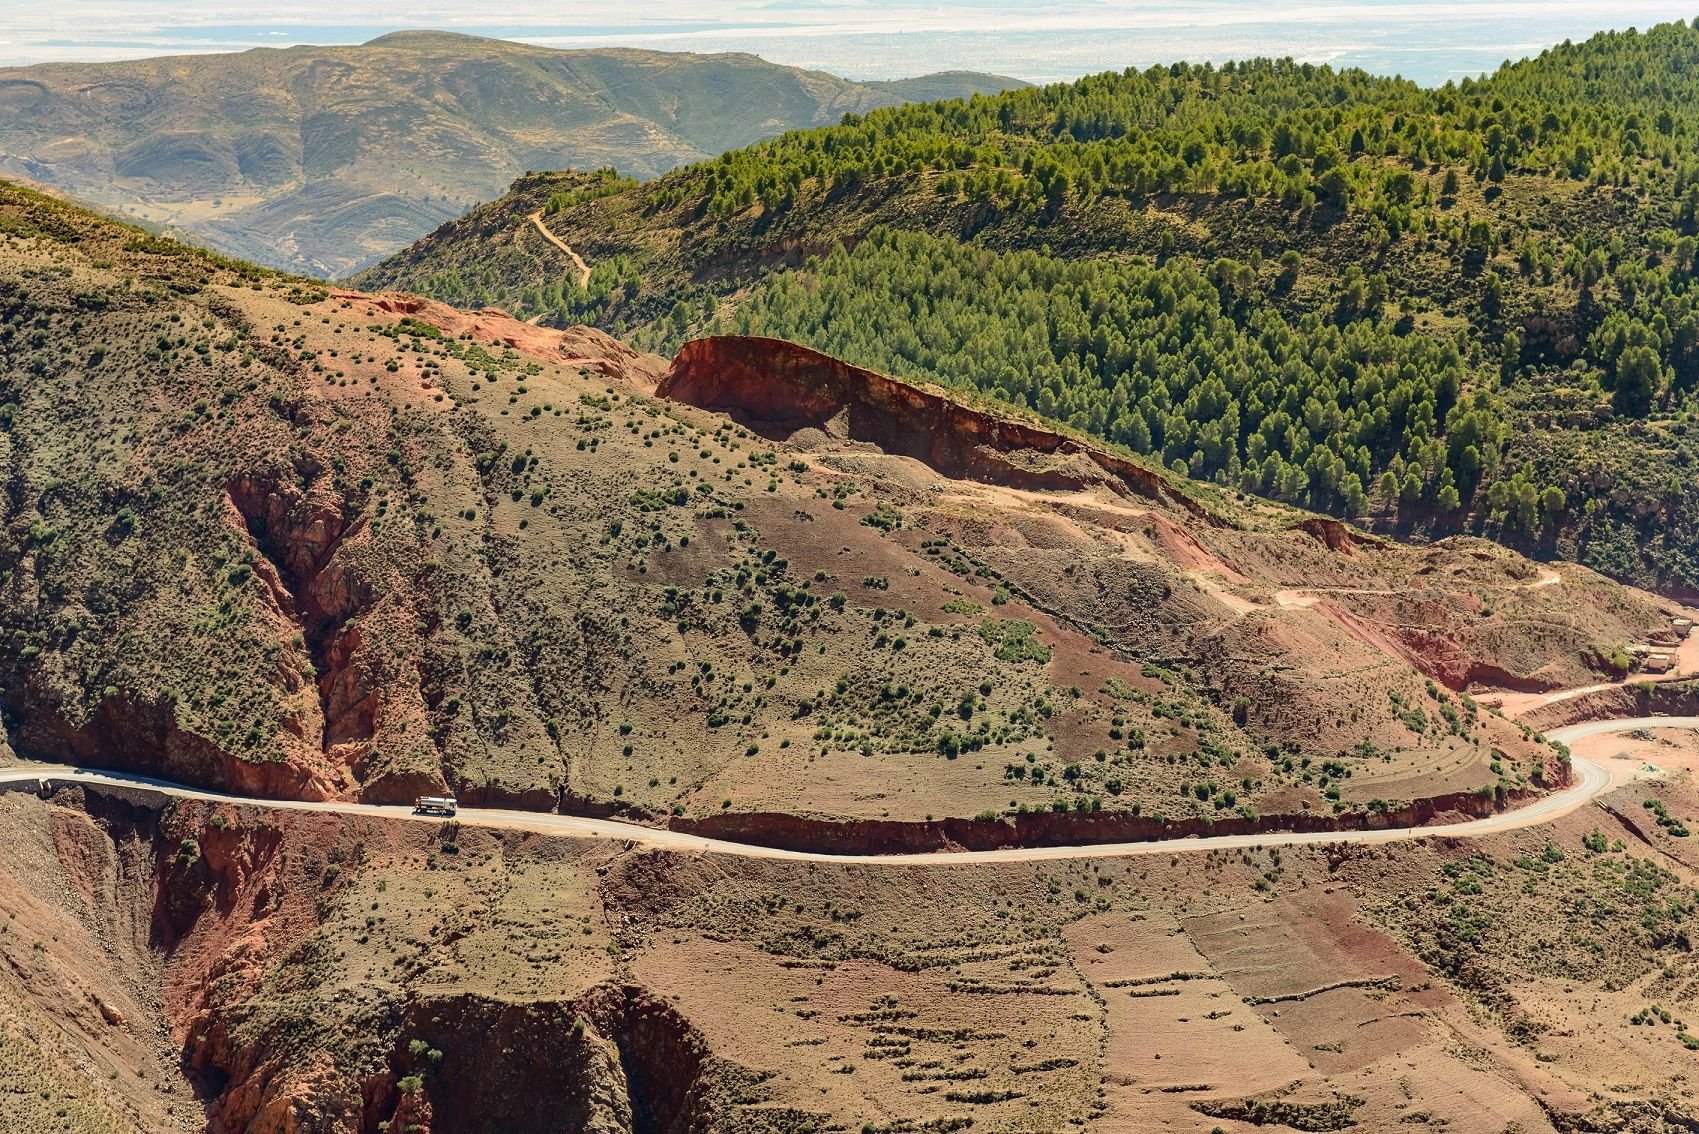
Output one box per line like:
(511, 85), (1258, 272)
(0, 717), (1690, 865)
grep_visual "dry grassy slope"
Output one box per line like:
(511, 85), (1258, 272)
(0, 32), (1023, 277)
(1, 181), (1691, 846)
(9, 756), (1699, 1133)
(0, 788), (196, 1134)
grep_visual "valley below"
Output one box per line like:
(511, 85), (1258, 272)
(4, 698), (1699, 1133)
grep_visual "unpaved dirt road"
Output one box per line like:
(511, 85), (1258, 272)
(0, 717), (1690, 865)
(526, 210), (591, 288)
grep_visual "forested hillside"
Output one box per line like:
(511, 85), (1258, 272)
(357, 21), (1699, 598)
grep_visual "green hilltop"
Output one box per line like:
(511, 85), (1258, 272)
(358, 20), (1699, 598)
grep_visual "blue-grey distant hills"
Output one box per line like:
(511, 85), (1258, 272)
(0, 30), (1024, 276)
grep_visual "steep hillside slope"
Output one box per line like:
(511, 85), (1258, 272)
(8, 174), (1699, 1134)
(359, 20), (1699, 600)
(5, 181), (1695, 852)
(11, 749), (1699, 1132)
(0, 31), (1021, 277)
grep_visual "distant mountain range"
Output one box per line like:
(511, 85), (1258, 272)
(0, 30), (1023, 276)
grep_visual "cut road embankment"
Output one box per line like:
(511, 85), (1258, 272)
(0, 716), (1689, 865)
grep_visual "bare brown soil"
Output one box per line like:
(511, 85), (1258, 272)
(8, 764), (1699, 1133)
(525, 212), (593, 290)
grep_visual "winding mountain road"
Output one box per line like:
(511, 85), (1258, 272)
(0, 717), (1691, 865)
(526, 210), (592, 289)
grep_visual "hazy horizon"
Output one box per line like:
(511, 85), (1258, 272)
(4, 1), (1699, 85)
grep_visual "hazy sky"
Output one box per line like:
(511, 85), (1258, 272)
(4, 2), (1698, 83)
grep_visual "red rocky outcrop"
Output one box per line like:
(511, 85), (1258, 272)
(337, 291), (669, 391)
(660, 336), (1210, 518)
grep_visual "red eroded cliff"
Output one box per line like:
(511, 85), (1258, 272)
(659, 336), (1209, 518)
(669, 780), (1553, 857)
(17, 692), (343, 801)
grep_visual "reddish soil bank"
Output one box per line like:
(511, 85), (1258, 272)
(1522, 678), (1699, 735)
(669, 782), (1555, 857)
(14, 691), (343, 802)
(338, 290), (668, 389)
(660, 336), (1209, 519)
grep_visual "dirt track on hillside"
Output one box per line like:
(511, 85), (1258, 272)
(526, 210), (591, 287)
